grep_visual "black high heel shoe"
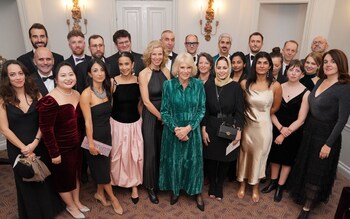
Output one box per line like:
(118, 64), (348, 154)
(261, 179), (278, 193)
(170, 192), (179, 205)
(131, 196), (139, 204)
(196, 194), (205, 211)
(274, 185), (284, 202)
(147, 188), (159, 204)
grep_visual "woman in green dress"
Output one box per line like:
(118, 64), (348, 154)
(159, 53), (206, 211)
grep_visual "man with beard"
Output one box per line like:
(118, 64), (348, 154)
(245, 32), (264, 74)
(107, 29), (144, 77)
(213, 33), (232, 63)
(160, 30), (177, 72)
(17, 23), (64, 74)
(65, 30), (91, 67)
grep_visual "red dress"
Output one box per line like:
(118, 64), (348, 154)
(37, 95), (83, 193)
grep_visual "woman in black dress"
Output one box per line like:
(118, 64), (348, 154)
(270, 47), (287, 83)
(197, 52), (214, 84)
(289, 49), (350, 219)
(80, 59), (123, 215)
(230, 52), (247, 82)
(0, 60), (64, 219)
(300, 52), (322, 91)
(202, 56), (244, 200)
(261, 60), (310, 202)
(139, 40), (170, 204)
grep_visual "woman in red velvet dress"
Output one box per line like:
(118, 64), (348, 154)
(37, 62), (89, 219)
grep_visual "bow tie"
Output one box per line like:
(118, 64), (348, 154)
(251, 55), (255, 60)
(168, 55), (173, 60)
(193, 56), (196, 62)
(42, 75), (54, 82)
(75, 57), (85, 62)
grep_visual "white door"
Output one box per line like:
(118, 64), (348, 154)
(116, 0), (173, 54)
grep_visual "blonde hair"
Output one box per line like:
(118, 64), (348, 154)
(171, 53), (197, 77)
(143, 40), (168, 69)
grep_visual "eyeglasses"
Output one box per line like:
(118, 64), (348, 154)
(185, 42), (199, 46)
(90, 44), (104, 49)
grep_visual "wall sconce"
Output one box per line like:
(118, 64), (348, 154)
(65, 0), (88, 34)
(199, 0), (219, 41)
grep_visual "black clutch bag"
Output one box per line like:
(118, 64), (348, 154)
(217, 122), (237, 140)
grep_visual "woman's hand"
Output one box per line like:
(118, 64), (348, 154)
(175, 126), (190, 141)
(89, 145), (100, 156)
(274, 134), (285, 145)
(52, 155), (61, 164)
(280, 127), (291, 137)
(231, 130), (241, 146)
(319, 144), (331, 159)
(201, 129), (210, 146)
(21, 142), (36, 157)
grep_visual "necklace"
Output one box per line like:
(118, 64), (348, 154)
(56, 87), (73, 96)
(92, 87), (107, 99)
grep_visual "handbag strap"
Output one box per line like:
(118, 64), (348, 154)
(215, 85), (236, 127)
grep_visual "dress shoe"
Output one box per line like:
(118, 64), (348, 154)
(94, 193), (111, 206)
(274, 185), (284, 202)
(297, 209), (310, 219)
(78, 206), (90, 212)
(131, 196), (139, 204)
(66, 207), (85, 219)
(147, 188), (159, 204)
(170, 192), (179, 205)
(111, 199), (123, 215)
(261, 179), (278, 193)
(260, 177), (267, 184)
(196, 194), (205, 211)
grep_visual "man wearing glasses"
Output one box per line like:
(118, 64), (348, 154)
(184, 34), (200, 65)
(311, 36), (328, 55)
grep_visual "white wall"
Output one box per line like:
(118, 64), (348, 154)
(328, 0), (350, 180)
(0, 0), (25, 59)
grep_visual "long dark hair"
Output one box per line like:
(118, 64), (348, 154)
(0, 60), (39, 107)
(86, 59), (112, 101)
(318, 49), (350, 84)
(118, 52), (135, 75)
(245, 51), (274, 91)
(196, 52), (214, 76)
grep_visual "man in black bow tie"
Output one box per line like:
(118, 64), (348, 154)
(65, 30), (91, 67)
(184, 34), (200, 65)
(245, 32), (264, 75)
(31, 47), (55, 96)
(160, 30), (177, 73)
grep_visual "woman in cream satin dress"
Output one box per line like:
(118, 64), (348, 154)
(236, 51), (282, 203)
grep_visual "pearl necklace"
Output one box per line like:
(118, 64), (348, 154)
(92, 87), (107, 99)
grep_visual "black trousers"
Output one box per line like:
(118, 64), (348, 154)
(206, 159), (230, 198)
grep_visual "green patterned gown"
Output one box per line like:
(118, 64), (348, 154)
(159, 77), (206, 196)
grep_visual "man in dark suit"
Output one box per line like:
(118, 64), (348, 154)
(282, 40), (299, 74)
(65, 30), (91, 67)
(245, 32), (264, 75)
(184, 34), (200, 65)
(160, 30), (177, 73)
(31, 47), (55, 96)
(75, 34), (110, 93)
(213, 33), (232, 63)
(17, 23), (64, 74)
(106, 29), (144, 77)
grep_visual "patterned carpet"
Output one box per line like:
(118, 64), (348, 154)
(0, 149), (349, 219)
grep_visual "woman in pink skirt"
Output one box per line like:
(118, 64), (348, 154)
(110, 52), (143, 204)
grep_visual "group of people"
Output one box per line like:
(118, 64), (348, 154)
(0, 23), (350, 219)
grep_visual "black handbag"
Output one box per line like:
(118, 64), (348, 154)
(215, 86), (239, 140)
(217, 122), (237, 140)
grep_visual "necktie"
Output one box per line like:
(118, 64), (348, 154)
(75, 57), (85, 62)
(42, 75), (54, 82)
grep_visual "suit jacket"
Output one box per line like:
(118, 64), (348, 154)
(213, 53), (231, 64)
(75, 58), (111, 93)
(169, 52), (178, 75)
(17, 50), (64, 74)
(65, 54), (92, 67)
(106, 51), (144, 77)
(31, 71), (55, 96)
